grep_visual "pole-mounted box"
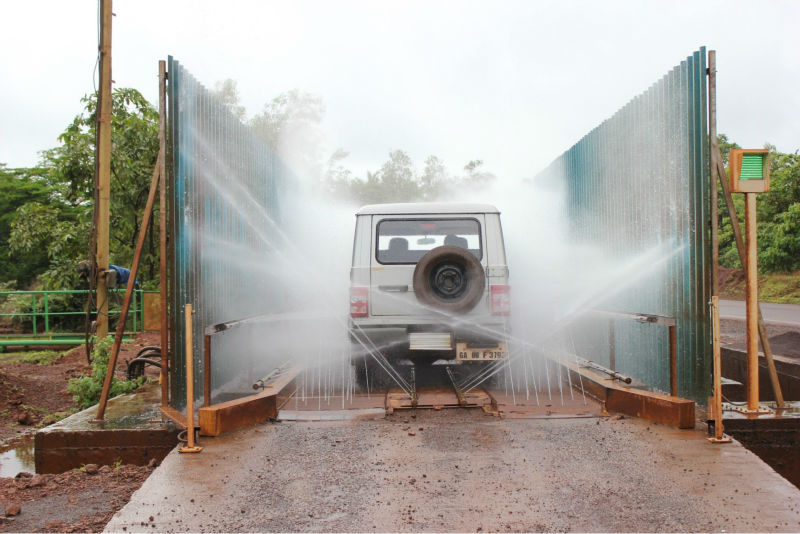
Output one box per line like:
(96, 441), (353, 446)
(729, 149), (770, 193)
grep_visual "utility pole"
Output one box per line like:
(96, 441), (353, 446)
(96, 0), (112, 340)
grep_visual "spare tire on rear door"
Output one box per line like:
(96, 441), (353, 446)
(413, 246), (485, 314)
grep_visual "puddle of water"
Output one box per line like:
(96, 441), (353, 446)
(0, 436), (35, 477)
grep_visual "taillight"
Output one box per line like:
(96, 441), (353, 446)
(491, 285), (510, 315)
(350, 287), (368, 317)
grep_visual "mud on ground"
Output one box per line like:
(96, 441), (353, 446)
(2, 316), (800, 532)
(0, 332), (160, 532)
(0, 332), (160, 441)
(0, 464), (154, 533)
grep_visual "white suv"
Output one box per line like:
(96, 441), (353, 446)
(349, 202), (510, 380)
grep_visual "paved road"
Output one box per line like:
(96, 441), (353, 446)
(105, 410), (800, 532)
(720, 299), (800, 327)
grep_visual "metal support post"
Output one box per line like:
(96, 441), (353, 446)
(709, 50), (719, 298)
(608, 319), (616, 372)
(158, 59), (169, 408)
(180, 304), (202, 453)
(669, 324), (677, 397)
(204, 334), (211, 407)
(708, 296), (731, 443)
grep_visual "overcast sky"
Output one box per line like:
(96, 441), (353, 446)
(1, 0), (798, 182)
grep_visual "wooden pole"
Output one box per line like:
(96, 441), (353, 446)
(745, 193), (760, 412)
(95, 152), (162, 421)
(180, 304), (202, 453)
(158, 60), (168, 409)
(714, 148), (784, 408)
(95, 0), (113, 340)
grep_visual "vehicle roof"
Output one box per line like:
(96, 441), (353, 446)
(356, 202), (500, 216)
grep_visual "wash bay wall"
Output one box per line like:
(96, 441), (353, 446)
(536, 48), (711, 400)
(167, 57), (292, 409)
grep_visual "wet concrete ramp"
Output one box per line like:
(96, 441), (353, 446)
(105, 410), (800, 532)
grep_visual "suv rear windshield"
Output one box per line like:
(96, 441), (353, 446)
(376, 218), (482, 264)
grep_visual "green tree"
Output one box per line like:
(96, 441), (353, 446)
(9, 201), (89, 290)
(716, 134), (800, 273)
(0, 165), (52, 286)
(20, 88), (160, 287)
(378, 150), (419, 201)
(249, 89), (326, 184)
(460, 159), (497, 189)
(420, 155), (447, 200)
(759, 203), (800, 272)
(211, 79), (246, 122)
(716, 133), (740, 166)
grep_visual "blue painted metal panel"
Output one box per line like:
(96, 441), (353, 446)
(537, 48), (710, 401)
(167, 58), (291, 409)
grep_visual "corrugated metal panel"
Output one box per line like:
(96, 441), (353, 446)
(167, 57), (291, 409)
(536, 48), (710, 401)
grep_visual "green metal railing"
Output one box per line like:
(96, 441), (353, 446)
(0, 289), (152, 348)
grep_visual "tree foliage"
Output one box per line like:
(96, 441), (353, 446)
(717, 135), (800, 273)
(0, 165), (53, 286)
(5, 88), (160, 290)
(213, 83), (498, 204)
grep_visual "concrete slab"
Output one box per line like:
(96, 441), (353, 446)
(35, 383), (178, 473)
(105, 409), (800, 532)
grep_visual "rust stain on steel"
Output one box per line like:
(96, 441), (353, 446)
(563, 360), (695, 429)
(198, 365), (301, 436)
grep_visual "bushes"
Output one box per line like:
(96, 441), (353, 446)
(67, 336), (143, 409)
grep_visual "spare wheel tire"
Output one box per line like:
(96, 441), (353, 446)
(413, 246), (485, 313)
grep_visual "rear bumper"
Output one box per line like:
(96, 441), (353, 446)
(348, 322), (508, 360)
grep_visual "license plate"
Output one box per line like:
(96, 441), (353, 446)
(456, 342), (507, 361)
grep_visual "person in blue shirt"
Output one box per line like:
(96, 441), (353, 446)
(77, 261), (139, 288)
(108, 265), (139, 287)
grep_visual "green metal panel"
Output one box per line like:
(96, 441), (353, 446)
(536, 48), (711, 401)
(740, 154), (764, 179)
